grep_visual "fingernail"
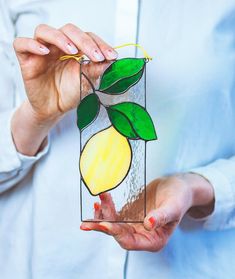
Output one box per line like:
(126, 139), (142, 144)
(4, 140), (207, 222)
(106, 49), (118, 60)
(98, 225), (109, 233)
(93, 49), (105, 61)
(80, 225), (92, 231)
(94, 202), (100, 211)
(39, 46), (50, 54)
(99, 193), (106, 201)
(66, 43), (78, 54)
(148, 216), (155, 228)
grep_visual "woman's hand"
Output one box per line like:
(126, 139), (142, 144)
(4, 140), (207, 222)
(80, 173), (214, 251)
(11, 24), (117, 155)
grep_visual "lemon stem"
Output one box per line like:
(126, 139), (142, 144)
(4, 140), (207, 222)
(81, 72), (106, 110)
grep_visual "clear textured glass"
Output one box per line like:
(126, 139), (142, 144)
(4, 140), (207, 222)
(79, 60), (147, 222)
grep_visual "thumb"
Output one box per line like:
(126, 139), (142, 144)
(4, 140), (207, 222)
(144, 204), (181, 231)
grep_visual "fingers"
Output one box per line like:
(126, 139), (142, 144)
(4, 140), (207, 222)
(80, 221), (161, 251)
(94, 202), (102, 219)
(61, 24), (107, 62)
(82, 61), (110, 88)
(106, 224), (163, 251)
(13, 37), (50, 56)
(34, 24), (79, 55)
(80, 221), (136, 243)
(99, 193), (117, 221)
(15, 23), (117, 63)
(80, 221), (111, 234)
(80, 220), (135, 236)
(87, 32), (118, 60)
(98, 222), (137, 247)
(144, 206), (180, 231)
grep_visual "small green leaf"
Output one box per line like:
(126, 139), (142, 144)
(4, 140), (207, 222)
(107, 102), (157, 141)
(77, 94), (100, 130)
(99, 58), (145, 94)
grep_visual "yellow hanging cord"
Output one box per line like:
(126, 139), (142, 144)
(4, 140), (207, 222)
(114, 43), (152, 60)
(59, 42), (152, 62)
(59, 53), (84, 62)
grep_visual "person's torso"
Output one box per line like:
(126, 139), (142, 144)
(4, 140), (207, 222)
(1, 1), (235, 278)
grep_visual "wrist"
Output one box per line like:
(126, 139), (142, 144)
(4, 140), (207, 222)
(23, 100), (61, 127)
(11, 100), (59, 156)
(183, 173), (215, 218)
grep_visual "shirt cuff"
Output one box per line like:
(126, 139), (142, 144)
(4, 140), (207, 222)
(0, 109), (50, 173)
(189, 164), (235, 230)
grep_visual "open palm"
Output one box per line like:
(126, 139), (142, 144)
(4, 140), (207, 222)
(81, 177), (194, 251)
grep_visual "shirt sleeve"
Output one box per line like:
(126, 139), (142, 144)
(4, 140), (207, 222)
(8, 0), (50, 38)
(0, 1), (50, 193)
(189, 157), (235, 231)
(0, 109), (50, 193)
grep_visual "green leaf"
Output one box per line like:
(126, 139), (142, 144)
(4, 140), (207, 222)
(99, 58), (145, 94)
(107, 102), (157, 141)
(77, 94), (100, 130)
(107, 108), (138, 139)
(101, 70), (144, 95)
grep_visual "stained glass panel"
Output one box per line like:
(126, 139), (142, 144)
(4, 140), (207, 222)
(77, 58), (157, 222)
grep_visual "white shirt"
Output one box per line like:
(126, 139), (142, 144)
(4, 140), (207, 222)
(1, 0), (235, 278)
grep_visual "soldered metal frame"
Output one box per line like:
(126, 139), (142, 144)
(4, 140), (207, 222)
(79, 58), (147, 223)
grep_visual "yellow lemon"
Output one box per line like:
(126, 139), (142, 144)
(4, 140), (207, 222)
(80, 126), (132, 196)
